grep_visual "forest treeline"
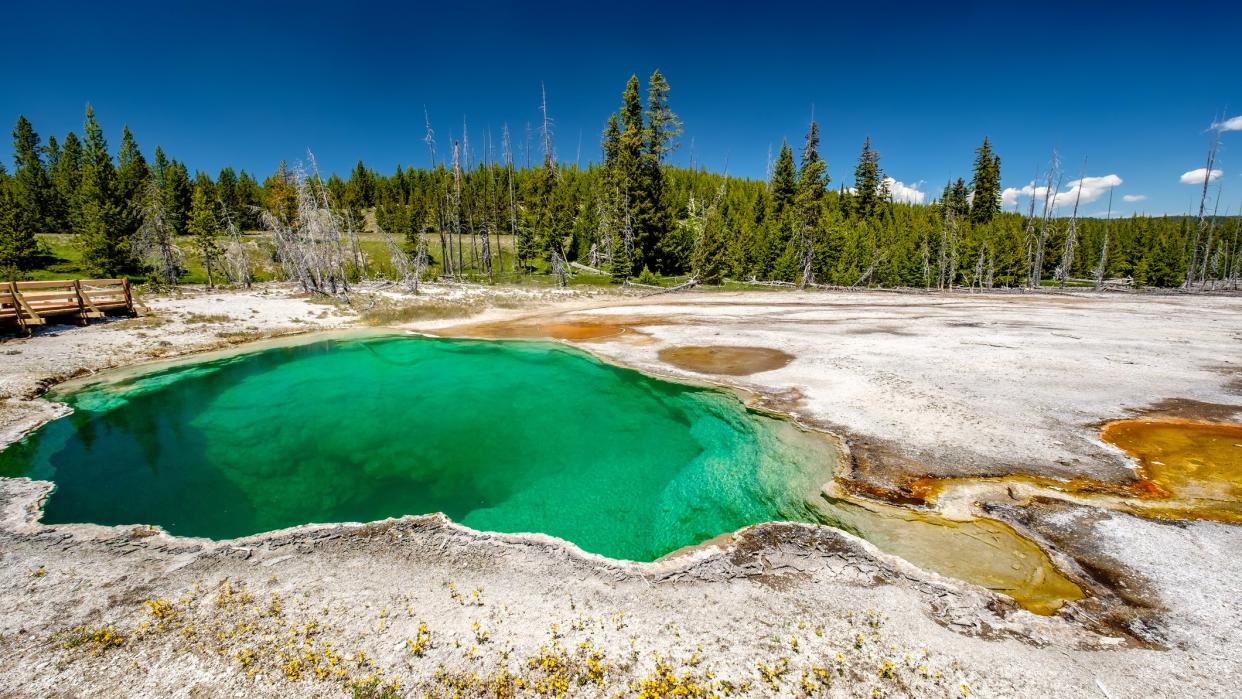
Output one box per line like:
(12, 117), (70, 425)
(1, 71), (1238, 290)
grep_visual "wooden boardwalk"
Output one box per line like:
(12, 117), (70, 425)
(1, 279), (135, 335)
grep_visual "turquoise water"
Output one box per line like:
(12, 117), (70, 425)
(0, 336), (834, 561)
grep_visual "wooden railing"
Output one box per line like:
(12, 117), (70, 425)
(1, 279), (135, 335)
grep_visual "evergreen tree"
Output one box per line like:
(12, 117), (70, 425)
(74, 105), (129, 276)
(193, 170), (215, 201)
(188, 181), (221, 288)
(692, 190), (728, 284)
(601, 113), (633, 281)
(608, 217), (632, 282)
(216, 166), (240, 224)
(264, 161), (298, 227)
(0, 89), (1208, 291)
(236, 170), (263, 229)
(853, 137), (883, 219)
(166, 160), (192, 235)
(617, 75), (649, 273)
(1, 164), (41, 272)
(644, 70), (682, 164)
(11, 116), (53, 234)
(49, 131), (83, 232)
(942, 178), (970, 221)
(794, 121), (828, 285)
(757, 142), (798, 279)
(116, 126), (150, 241)
(44, 136), (60, 171)
(768, 141), (796, 218)
(41, 135), (67, 231)
(152, 147), (191, 235)
(531, 160), (564, 261)
(345, 160), (376, 211)
(969, 137), (1001, 224)
(643, 69), (681, 273)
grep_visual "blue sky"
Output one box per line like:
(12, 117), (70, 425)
(2, 0), (1239, 216)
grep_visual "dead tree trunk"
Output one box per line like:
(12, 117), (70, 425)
(136, 179), (184, 287)
(1095, 188), (1113, 290)
(1186, 130), (1220, 290)
(1198, 189), (1223, 290)
(450, 141), (465, 280)
(1022, 165), (1039, 288)
(219, 202), (251, 289)
(503, 124), (519, 274)
(1058, 160), (1086, 289)
(1032, 163), (1062, 290)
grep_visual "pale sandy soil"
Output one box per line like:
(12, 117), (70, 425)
(1, 284), (1240, 697)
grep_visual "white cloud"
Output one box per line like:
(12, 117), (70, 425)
(1002, 174), (1121, 209)
(1060, 175), (1122, 208)
(1121, 194), (1147, 203)
(883, 177), (926, 204)
(1180, 168), (1223, 184)
(1002, 184), (1036, 208)
(1211, 115), (1242, 132)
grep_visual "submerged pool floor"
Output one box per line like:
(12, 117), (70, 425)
(0, 336), (834, 562)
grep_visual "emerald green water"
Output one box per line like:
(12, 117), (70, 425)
(0, 335), (834, 561)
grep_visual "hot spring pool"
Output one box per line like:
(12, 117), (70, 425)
(0, 335), (835, 561)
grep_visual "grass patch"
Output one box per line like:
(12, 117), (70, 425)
(183, 313), (234, 324)
(110, 315), (170, 330)
(216, 330), (264, 341)
(360, 300), (478, 326)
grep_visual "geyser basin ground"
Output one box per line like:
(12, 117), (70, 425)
(0, 335), (835, 562)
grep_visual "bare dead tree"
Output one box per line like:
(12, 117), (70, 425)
(1199, 186), (1223, 290)
(972, 247), (985, 291)
(378, 222), (420, 293)
(538, 82), (571, 269)
(937, 215), (948, 289)
(1228, 203), (1241, 290)
(1094, 187), (1113, 290)
(621, 191), (635, 268)
(1032, 156), (1063, 289)
(480, 129), (496, 281)
(306, 151), (351, 294)
(596, 193), (614, 269)
(343, 209), (366, 282)
(1058, 159), (1087, 288)
(550, 251), (568, 287)
(462, 119), (478, 272)
(134, 179), (183, 287)
(424, 111), (453, 279)
(852, 250), (887, 288)
(1022, 165), (1040, 287)
(218, 200), (252, 289)
(921, 234), (931, 289)
(1185, 127), (1221, 290)
(946, 212), (960, 289)
(502, 124), (519, 274)
(423, 108), (437, 167)
(264, 160), (351, 296)
(539, 83), (555, 170)
(450, 140), (464, 280)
